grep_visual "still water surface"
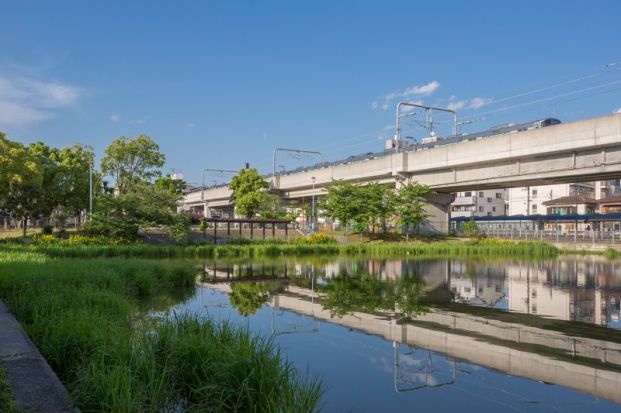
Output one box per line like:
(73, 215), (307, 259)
(171, 256), (621, 412)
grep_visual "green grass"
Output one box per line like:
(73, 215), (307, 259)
(0, 364), (22, 413)
(0, 253), (323, 412)
(0, 238), (560, 260)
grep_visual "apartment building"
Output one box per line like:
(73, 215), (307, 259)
(505, 180), (621, 215)
(451, 189), (505, 218)
(505, 183), (595, 215)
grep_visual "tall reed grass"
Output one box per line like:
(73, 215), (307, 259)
(0, 238), (560, 260)
(0, 254), (323, 412)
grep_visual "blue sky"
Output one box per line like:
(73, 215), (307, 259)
(1, 1), (621, 185)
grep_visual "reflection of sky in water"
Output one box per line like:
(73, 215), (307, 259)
(174, 286), (621, 413)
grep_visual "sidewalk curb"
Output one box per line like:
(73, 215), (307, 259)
(0, 300), (79, 413)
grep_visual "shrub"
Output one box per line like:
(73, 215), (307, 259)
(463, 220), (479, 237)
(295, 233), (337, 245)
(32, 233), (59, 246)
(42, 224), (54, 235)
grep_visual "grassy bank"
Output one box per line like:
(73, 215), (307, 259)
(0, 364), (21, 413)
(0, 253), (323, 412)
(0, 239), (560, 260)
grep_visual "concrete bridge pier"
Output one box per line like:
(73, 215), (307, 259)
(419, 193), (454, 234)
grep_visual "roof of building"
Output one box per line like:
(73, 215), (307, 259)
(598, 194), (621, 205)
(541, 196), (597, 206)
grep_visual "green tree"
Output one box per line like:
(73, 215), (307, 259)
(0, 133), (41, 203)
(3, 183), (43, 237)
(321, 180), (366, 235)
(26, 142), (63, 220)
(363, 182), (396, 233)
(84, 183), (188, 241)
(395, 182), (432, 241)
(100, 135), (165, 194)
(229, 168), (270, 218)
(154, 175), (186, 196)
(58, 144), (96, 223)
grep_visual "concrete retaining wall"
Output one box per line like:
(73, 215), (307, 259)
(0, 300), (78, 413)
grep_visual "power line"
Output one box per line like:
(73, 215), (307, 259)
(460, 78), (621, 121)
(459, 65), (621, 116)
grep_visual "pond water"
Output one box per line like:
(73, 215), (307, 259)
(172, 256), (621, 412)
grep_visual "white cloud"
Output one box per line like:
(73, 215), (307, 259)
(447, 100), (467, 111)
(109, 114), (121, 123)
(0, 72), (81, 127)
(403, 81), (439, 97)
(0, 101), (53, 126)
(614, 107), (621, 114)
(469, 97), (492, 109)
(372, 80), (440, 110)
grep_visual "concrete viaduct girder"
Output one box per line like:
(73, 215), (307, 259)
(182, 113), (621, 230)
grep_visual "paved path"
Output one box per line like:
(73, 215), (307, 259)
(0, 300), (78, 413)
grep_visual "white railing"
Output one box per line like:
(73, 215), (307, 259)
(467, 227), (621, 244)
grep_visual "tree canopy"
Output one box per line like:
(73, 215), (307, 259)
(0, 134), (97, 235)
(100, 135), (165, 194)
(0, 133), (41, 203)
(321, 180), (367, 233)
(395, 182), (432, 240)
(229, 168), (270, 218)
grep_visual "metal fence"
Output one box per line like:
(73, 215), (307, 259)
(470, 227), (621, 245)
(0, 215), (84, 232)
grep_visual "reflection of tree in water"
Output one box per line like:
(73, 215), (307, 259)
(320, 273), (426, 318)
(229, 281), (284, 316)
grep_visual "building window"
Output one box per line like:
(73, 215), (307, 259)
(532, 204), (537, 213)
(532, 189), (537, 197)
(464, 191), (471, 197)
(487, 212), (492, 216)
(487, 197), (492, 202)
(478, 206), (484, 212)
(492, 207), (496, 212)
(496, 193), (502, 199)
(478, 191), (484, 197)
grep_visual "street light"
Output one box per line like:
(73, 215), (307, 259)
(88, 156), (93, 220)
(311, 176), (316, 231)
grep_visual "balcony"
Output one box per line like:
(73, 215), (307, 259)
(452, 196), (477, 206)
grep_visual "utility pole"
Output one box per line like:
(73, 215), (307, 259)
(272, 147), (323, 183)
(88, 156), (93, 220)
(395, 102), (457, 153)
(311, 176), (316, 231)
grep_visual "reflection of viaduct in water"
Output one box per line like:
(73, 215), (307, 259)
(199, 258), (621, 402)
(200, 279), (621, 403)
(278, 287), (621, 403)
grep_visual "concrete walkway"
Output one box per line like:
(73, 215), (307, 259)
(0, 300), (78, 413)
